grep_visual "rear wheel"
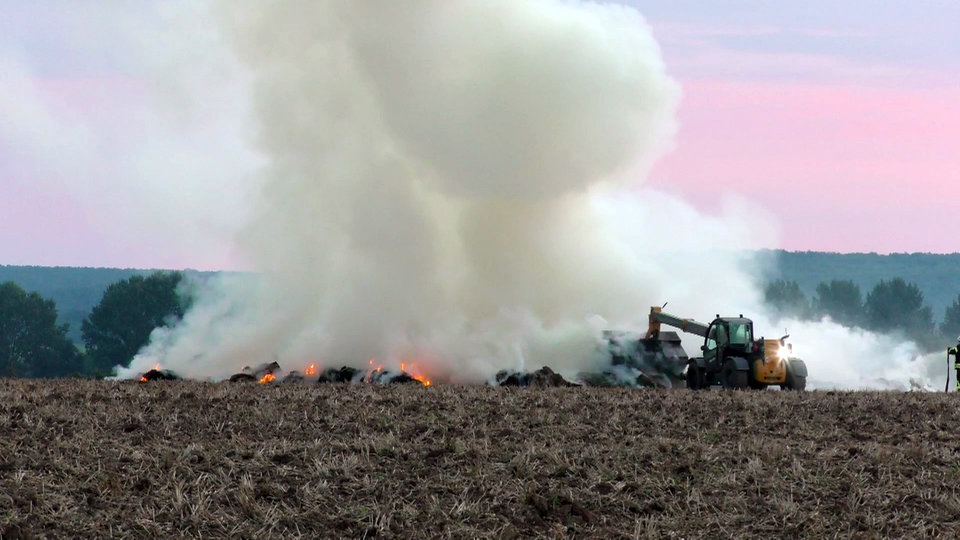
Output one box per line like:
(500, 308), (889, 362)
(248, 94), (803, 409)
(686, 361), (705, 390)
(721, 360), (748, 390)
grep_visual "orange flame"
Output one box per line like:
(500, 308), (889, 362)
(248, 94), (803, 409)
(305, 363), (317, 376)
(139, 363), (163, 383)
(259, 373), (276, 384)
(401, 362), (432, 387)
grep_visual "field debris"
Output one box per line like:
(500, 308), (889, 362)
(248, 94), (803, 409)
(3, 380), (960, 538)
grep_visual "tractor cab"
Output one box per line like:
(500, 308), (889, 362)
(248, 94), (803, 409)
(701, 316), (755, 370)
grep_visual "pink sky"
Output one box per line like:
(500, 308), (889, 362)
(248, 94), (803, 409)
(646, 80), (960, 253)
(1, 1), (958, 270)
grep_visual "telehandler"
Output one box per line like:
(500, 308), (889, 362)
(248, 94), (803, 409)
(602, 305), (808, 390)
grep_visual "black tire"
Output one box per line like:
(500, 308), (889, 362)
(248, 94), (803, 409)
(686, 362), (704, 390)
(721, 360), (748, 390)
(782, 370), (807, 391)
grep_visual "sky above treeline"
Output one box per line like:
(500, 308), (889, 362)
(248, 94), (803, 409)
(1, 1), (958, 270)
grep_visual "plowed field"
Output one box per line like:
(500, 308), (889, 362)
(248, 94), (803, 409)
(2, 380), (959, 538)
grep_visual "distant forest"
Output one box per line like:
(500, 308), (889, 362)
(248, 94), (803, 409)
(0, 266), (217, 343)
(758, 250), (960, 321)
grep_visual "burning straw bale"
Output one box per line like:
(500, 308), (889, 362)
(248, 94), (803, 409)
(3, 380), (960, 538)
(230, 361), (282, 383)
(138, 369), (179, 382)
(367, 369), (422, 385)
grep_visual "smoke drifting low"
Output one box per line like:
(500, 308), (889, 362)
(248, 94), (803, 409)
(120, 0), (937, 390)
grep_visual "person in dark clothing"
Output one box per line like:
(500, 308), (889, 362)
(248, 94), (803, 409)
(950, 338), (960, 392)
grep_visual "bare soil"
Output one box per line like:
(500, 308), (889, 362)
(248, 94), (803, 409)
(2, 380), (960, 539)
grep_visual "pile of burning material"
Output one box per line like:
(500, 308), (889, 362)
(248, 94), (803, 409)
(227, 361), (433, 386)
(281, 363), (322, 383)
(138, 368), (180, 382)
(575, 365), (676, 388)
(229, 361), (281, 383)
(494, 367), (580, 388)
(314, 364), (428, 385)
(367, 369), (423, 385)
(599, 329), (688, 388)
(490, 365), (678, 389)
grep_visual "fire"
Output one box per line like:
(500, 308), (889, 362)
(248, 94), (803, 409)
(139, 363), (163, 383)
(305, 363), (317, 376)
(401, 362), (432, 387)
(259, 373), (276, 384)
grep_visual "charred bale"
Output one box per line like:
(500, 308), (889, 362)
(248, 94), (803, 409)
(496, 367), (578, 387)
(495, 370), (529, 387)
(526, 366), (578, 387)
(282, 371), (304, 384)
(229, 373), (257, 383)
(368, 370), (420, 385)
(139, 369), (179, 382)
(242, 361), (281, 377)
(317, 366), (362, 384)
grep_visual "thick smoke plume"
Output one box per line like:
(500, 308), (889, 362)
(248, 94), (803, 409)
(125, 0), (711, 381)
(120, 1), (937, 390)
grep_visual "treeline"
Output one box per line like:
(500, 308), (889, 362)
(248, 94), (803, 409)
(0, 265), (216, 342)
(764, 277), (960, 350)
(759, 250), (960, 321)
(0, 272), (190, 378)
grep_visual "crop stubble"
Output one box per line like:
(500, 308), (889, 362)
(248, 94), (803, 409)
(2, 380), (960, 539)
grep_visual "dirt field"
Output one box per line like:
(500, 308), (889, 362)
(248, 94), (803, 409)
(2, 380), (960, 539)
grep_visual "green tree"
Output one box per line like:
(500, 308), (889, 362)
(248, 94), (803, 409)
(941, 294), (960, 341)
(813, 279), (864, 327)
(864, 277), (934, 337)
(0, 281), (82, 377)
(763, 279), (810, 319)
(81, 271), (190, 375)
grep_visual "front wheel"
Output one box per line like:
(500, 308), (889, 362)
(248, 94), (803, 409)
(721, 360), (748, 390)
(781, 370), (806, 391)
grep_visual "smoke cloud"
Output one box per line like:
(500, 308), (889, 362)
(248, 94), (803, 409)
(117, 0), (937, 390)
(0, 1), (258, 269)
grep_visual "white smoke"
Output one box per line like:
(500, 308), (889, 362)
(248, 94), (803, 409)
(0, 1), (258, 269)
(115, 0), (939, 391)
(751, 315), (943, 391)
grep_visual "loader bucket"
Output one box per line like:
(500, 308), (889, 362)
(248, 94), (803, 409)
(602, 330), (689, 388)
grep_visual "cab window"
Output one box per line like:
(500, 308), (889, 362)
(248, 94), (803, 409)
(729, 322), (752, 345)
(705, 325), (718, 350)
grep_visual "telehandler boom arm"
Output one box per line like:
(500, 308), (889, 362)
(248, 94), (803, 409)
(645, 306), (710, 339)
